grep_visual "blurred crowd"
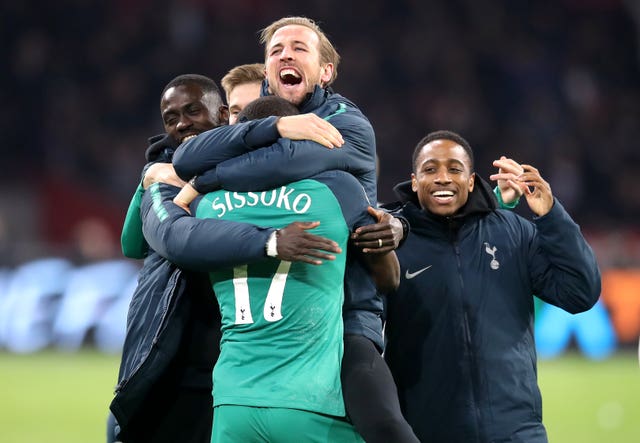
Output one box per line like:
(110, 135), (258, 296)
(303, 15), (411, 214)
(1, 0), (639, 267)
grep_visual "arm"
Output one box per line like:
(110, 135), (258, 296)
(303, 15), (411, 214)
(172, 114), (343, 181)
(360, 250), (400, 294)
(120, 182), (147, 259)
(350, 207), (402, 293)
(121, 162), (189, 257)
(198, 111), (378, 202)
(172, 117), (281, 181)
(141, 183), (341, 271)
(524, 166), (601, 313)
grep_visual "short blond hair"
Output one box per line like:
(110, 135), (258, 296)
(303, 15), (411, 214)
(220, 63), (265, 99)
(259, 16), (340, 86)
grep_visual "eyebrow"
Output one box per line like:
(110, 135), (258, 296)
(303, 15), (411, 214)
(269, 39), (309, 50)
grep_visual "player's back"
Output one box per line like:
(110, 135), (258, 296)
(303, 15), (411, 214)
(194, 170), (373, 417)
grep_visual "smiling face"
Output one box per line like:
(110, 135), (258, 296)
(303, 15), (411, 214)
(160, 83), (224, 143)
(411, 139), (475, 216)
(264, 24), (333, 105)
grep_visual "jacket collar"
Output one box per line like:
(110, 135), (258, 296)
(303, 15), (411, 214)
(393, 175), (497, 234)
(260, 81), (331, 113)
(145, 133), (179, 162)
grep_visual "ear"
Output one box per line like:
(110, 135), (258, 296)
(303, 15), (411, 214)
(411, 173), (418, 192)
(218, 106), (230, 125)
(320, 63), (334, 86)
(468, 172), (475, 192)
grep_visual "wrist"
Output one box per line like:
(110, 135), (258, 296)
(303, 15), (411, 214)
(494, 186), (520, 209)
(265, 230), (279, 257)
(395, 216), (410, 248)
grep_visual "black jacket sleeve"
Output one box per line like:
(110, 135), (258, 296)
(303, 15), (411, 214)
(190, 111), (377, 200)
(172, 117), (281, 181)
(528, 200), (601, 313)
(140, 183), (274, 272)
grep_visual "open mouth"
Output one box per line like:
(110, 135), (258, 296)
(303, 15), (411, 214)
(279, 68), (302, 86)
(432, 190), (455, 203)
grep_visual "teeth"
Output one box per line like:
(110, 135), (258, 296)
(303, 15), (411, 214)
(433, 191), (454, 197)
(280, 68), (300, 79)
(182, 135), (197, 143)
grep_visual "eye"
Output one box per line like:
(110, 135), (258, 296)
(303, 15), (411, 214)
(449, 167), (463, 174)
(164, 117), (177, 126)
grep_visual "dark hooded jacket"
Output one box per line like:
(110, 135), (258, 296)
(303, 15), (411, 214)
(110, 134), (222, 432)
(384, 177), (601, 442)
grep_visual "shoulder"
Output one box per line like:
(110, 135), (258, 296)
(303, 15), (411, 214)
(485, 209), (535, 238)
(311, 170), (366, 195)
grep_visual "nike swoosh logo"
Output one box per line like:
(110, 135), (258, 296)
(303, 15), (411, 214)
(405, 265), (433, 279)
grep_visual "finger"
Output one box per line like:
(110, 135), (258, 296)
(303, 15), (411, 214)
(506, 179), (526, 196)
(313, 134), (334, 149)
(352, 226), (392, 240)
(300, 250), (337, 261)
(353, 237), (391, 250)
(493, 160), (523, 175)
(489, 172), (520, 182)
(290, 255), (323, 265)
(362, 245), (395, 254)
(303, 237), (342, 253)
(294, 221), (321, 231)
(366, 206), (385, 222)
(520, 164), (539, 175)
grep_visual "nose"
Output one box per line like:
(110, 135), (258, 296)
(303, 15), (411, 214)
(176, 115), (192, 130)
(434, 169), (451, 184)
(280, 45), (294, 61)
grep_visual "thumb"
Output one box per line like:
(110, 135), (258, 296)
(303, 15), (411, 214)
(367, 206), (383, 221)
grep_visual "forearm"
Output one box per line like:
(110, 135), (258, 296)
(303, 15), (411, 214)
(172, 117), (280, 181)
(120, 182), (147, 259)
(141, 183), (274, 271)
(361, 250), (400, 294)
(532, 200), (601, 313)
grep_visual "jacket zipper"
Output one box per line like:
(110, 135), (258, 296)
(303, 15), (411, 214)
(452, 234), (483, 442)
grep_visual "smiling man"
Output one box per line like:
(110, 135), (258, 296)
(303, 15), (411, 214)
(383, 130), (601, 443)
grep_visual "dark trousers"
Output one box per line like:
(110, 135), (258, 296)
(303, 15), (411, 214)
(342, 334), (420, 443)
(114, 385), (212, 443)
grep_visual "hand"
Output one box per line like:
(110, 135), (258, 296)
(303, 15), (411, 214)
(275, 221), (342, 265)
(520, 165), (554, 216)
(276, 114), (344, 149)
(143, 163), (186, 189)
(490, 156), (525, 204)
(351, 207), (403, 254)
(172, 182), (199, 215)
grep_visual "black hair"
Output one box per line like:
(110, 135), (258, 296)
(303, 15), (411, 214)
(160, 74), (222, 102)
(412, 130), (474, 172)
(237, 95), (300, 121)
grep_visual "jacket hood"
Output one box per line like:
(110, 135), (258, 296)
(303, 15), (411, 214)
(145, 133), (179, 163)
(393, 175), (497, 232)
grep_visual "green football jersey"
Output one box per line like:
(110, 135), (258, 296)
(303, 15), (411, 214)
(195, 178), (352, 417)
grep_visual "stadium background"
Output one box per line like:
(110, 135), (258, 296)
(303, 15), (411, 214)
(1, 0), (639, 442)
